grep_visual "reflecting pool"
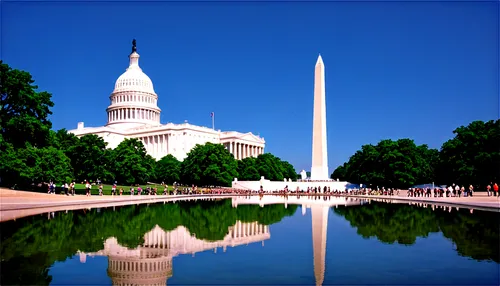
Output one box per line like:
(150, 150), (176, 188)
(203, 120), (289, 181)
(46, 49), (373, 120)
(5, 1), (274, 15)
(1, 196), (499, 285)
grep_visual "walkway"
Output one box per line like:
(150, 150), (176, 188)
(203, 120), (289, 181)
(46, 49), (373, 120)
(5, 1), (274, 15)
(0, 188), (238, 222)
(344, 193), (499, 210)
(1, 188), (498, 222)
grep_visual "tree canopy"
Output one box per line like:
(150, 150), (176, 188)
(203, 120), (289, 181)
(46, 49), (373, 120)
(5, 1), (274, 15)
(155, 154), (182, 184)
(253, 153), (297, 181)
(110, 138), (156, 185)
(331, 120), (499, 188)
(180, 142), (239, 186)
(437, 120), (500, 186)
(67, 134), (113, 182)
(0, 61), (54, 149)
(331, 139), (438, 188)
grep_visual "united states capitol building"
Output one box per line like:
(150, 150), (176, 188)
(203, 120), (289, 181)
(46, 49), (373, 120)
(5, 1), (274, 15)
(69, 41), (265, 161)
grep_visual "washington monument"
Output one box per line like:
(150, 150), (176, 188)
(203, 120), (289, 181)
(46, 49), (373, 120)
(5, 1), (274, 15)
(311, 55), (329, 180)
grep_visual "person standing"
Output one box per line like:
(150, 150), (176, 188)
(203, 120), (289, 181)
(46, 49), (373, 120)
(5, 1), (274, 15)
(486, 183), (492, 196)
(493, 183), (499, 197)
(85, 181), (91, 196)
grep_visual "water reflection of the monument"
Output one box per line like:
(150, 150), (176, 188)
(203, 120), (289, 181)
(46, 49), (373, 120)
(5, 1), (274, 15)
(76, 196), (367, 286)
(234, 196), (369, 286)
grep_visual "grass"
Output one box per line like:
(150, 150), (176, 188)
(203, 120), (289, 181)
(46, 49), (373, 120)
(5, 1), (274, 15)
(53, 183), (174, 196)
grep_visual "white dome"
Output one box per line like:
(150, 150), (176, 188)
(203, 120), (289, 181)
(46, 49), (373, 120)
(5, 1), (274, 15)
(113, 52), (155, 94)
(106, 45), (161, 130)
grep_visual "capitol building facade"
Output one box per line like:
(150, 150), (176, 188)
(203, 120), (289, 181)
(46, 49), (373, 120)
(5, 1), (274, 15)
(69, 42), (265, 161)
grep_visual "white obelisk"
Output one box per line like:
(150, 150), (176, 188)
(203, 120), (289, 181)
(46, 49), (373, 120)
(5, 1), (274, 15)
(311, 54), (329, 180)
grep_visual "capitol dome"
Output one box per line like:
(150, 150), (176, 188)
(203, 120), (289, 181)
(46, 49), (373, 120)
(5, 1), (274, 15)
(113, 53), (155, 94)
(106, 40), (162, 130)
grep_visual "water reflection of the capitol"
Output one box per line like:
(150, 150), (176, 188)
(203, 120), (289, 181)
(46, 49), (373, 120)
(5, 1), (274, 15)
(78, 196), (367, 286)
(79, 221), (270, 286)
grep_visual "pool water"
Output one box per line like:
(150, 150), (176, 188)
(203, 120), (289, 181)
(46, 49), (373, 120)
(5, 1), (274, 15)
(1, 197), (498, 285)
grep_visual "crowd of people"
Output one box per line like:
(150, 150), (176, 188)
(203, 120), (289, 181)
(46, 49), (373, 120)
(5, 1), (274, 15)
(47, 181), (76, 196)
(406, 183), (498, 198)
(44, 180), (499, 200)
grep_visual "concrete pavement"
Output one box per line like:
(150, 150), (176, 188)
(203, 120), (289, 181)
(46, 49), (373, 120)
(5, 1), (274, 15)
(1, 188), (498, 222)
(345, 193), (500, 210)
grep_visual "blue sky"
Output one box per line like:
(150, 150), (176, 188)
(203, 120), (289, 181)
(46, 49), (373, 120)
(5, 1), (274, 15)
(3, 1), (499, 173)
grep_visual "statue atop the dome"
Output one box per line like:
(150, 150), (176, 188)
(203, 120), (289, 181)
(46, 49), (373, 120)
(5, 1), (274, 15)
(131, 39), (137, 53)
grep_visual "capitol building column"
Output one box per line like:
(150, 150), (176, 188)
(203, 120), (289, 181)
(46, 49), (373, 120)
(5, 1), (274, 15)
(152, 136), (156, 156)
(149, 136), (153, 155)
(233, 142), (237, 159)
(166, 134), (170, 154)
(163, 134), (166, 155)
(240, 143), (243, 159)
(152, 135), (156, 157)
(156, 135), (160, 157)
(155, 135), (159, 157)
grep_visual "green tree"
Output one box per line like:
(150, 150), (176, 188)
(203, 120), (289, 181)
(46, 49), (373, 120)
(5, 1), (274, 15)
(280, 160), (298, 181)
(0, 142), (33, 187)
(237, 157), (260, 181)
(331, 139), (438, 188)
(236, 155), (296, 181)
(254, 153), (284, 181)
(331, 162), (347, 180)
(180, 142), (238, 186)
(417, 145), (439, 184)
(0, 61), (54, 148)
(438, 120), (500, 186)
(155, 154), (181, 184)
(69, 134), (113, 182)
(2, 145), (73, 185)
(110, 138), (155, 184)
(32, 146), (73, 183)
(52, 129), (79, 153)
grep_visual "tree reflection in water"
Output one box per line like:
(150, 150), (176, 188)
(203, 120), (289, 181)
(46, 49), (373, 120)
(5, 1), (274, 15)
(0, 199), (297, 285)
(1, 199), (498, 285)
(333, 201), (500, 263)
